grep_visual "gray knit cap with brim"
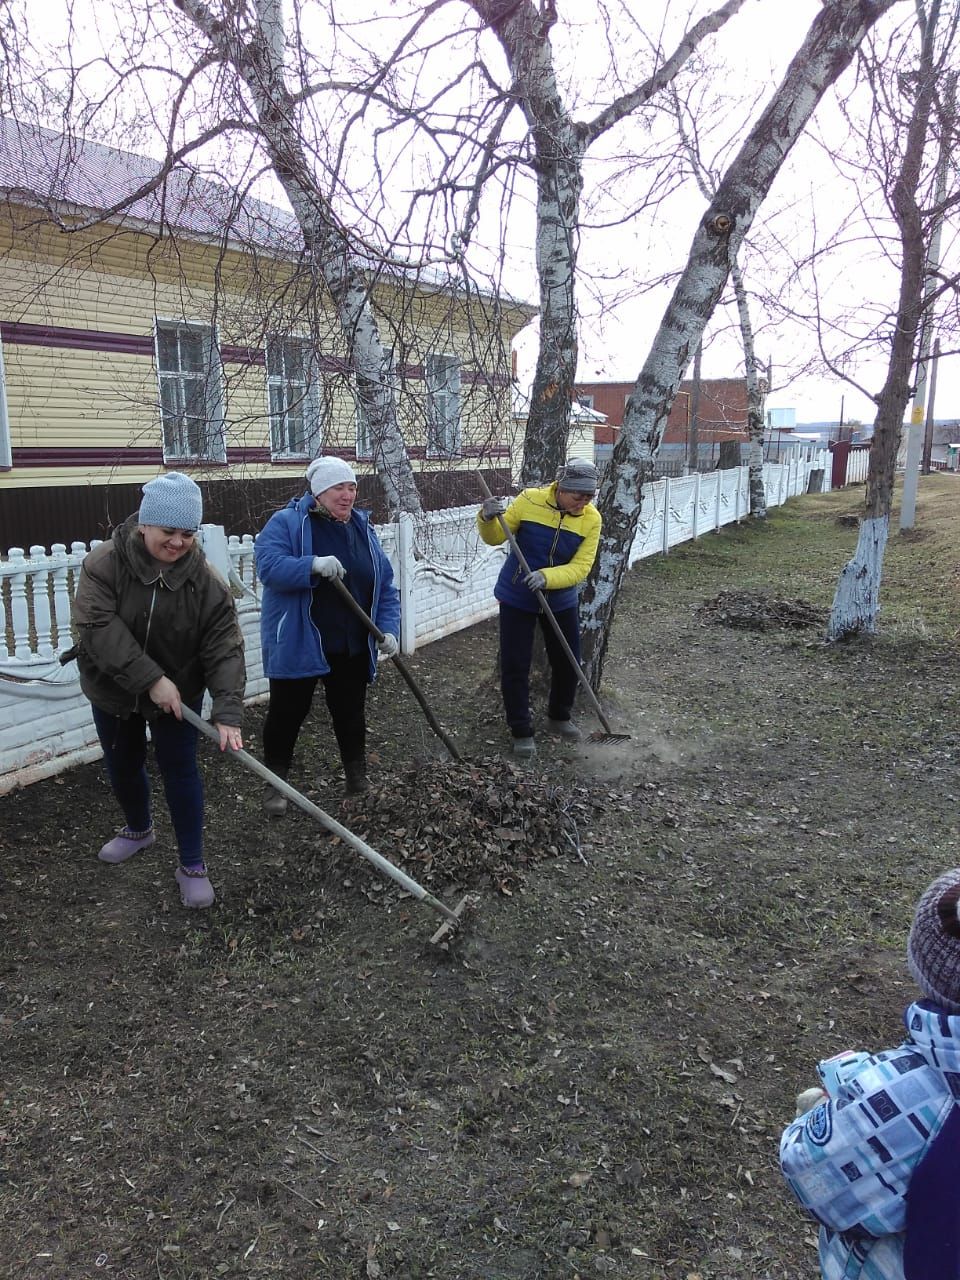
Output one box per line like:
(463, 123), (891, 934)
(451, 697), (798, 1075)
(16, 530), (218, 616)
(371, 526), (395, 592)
(907, 868), (960, 1013)
(555, 458), (598, 493)
(138, 472), (203, 531)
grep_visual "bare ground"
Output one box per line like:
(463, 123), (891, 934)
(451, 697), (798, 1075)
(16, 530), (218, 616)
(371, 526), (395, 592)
(4, 475), (960, 1280)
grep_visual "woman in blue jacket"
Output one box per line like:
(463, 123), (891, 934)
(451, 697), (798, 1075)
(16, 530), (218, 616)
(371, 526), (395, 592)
(255, 457), (400, 810)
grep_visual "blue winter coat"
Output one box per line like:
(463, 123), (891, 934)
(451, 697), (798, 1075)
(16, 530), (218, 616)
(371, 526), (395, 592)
(256, 493), (401, 681)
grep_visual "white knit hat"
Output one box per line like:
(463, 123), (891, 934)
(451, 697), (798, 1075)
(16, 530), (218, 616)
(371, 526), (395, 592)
(138, 472), (203, 530)
(306, 456), (357, 496)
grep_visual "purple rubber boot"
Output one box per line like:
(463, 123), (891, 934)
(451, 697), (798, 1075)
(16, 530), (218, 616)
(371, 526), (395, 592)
(98, 827), (156, 864)
(175, 864), (216, 909)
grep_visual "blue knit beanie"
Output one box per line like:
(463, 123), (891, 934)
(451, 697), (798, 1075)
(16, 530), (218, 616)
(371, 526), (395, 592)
(138, 472), (203, 531)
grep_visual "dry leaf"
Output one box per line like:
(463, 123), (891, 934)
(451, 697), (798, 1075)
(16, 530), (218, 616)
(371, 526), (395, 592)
(567, 1170), (592, 1188)
(710, 1062), (738, 1084)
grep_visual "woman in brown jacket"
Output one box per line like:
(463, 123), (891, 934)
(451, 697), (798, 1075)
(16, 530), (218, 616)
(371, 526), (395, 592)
(72, 472), (245, 909)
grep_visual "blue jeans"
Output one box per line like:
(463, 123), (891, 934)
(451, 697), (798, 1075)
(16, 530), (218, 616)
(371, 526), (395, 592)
(91, 701), (204, 867)
(498, 603), (581, 738)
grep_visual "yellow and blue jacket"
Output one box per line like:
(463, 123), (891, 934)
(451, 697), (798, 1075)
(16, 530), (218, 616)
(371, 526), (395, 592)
(477, 482), (601, 614)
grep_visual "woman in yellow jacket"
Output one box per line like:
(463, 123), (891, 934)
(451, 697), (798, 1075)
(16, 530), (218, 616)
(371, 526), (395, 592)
(477, 459), (601, 757)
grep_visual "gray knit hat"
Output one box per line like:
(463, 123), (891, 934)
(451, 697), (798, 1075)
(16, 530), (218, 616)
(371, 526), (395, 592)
(556, 458), (598, 493)
(138, 472), (203, 531)
(907, 869), (960, 1012)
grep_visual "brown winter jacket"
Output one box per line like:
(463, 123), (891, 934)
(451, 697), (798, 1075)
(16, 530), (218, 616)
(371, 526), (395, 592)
(72, 517), (245, 725)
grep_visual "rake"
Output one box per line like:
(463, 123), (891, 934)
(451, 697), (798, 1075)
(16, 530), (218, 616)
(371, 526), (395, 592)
(478, 472), (630, 745)
(180, 705), (472, 944)
(328, 576), (461, 762)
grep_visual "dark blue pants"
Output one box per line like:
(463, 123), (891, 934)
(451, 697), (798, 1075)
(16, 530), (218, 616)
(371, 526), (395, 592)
(498, 603), (581, 738)
(91, 701), (204, 867)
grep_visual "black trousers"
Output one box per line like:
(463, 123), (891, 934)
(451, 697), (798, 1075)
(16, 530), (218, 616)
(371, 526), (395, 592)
(262, 653), (369, 775)
(498, 602), (581, 738)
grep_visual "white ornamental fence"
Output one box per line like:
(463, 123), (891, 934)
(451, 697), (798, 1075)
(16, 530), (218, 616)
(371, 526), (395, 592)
(0, 451), (828, 793)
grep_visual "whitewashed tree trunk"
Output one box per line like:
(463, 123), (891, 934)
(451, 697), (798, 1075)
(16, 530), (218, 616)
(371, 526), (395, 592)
(731, 259), (767, 519)
(828, 515), (889, 637)
(826, 0), (941, 640)
(580, 0), (903, 686)
(174, 0), (422, 516)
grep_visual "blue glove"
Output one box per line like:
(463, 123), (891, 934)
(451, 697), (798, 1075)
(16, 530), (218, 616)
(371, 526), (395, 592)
(525, 570), (547, 592)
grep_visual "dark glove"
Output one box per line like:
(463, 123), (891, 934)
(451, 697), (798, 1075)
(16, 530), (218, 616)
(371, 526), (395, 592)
(481, 497), (507, 521)
(525, 570), (547, 592)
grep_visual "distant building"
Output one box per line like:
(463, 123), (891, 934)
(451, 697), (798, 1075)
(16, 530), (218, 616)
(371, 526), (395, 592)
(575, 376), (756, 469)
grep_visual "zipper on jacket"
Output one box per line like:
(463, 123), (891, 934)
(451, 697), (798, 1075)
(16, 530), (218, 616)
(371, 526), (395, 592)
(136, 583), (160, 715)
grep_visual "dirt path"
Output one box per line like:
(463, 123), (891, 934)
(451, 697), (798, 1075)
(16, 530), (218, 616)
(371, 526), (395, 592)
(3, 477), (960, 1279)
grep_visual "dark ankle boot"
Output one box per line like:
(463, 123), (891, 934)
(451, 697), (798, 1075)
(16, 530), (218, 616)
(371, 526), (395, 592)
(344, 760), (368, 795)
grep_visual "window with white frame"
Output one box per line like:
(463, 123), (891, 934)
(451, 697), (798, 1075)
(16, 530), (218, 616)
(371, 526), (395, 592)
(266, 336), (322, 458)
(0, 332), (10, 470)
(155, 321), (225, 462)
(426, 353), (461, 456)
(354, 366), (398, 460)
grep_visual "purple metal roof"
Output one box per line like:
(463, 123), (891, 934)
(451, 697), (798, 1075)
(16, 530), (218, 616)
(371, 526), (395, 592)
(0, 116), (537, 316)
(0, 115), (301, 254)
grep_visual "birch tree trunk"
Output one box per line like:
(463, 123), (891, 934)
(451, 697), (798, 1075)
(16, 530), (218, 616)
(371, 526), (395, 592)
(827, 0), (941, 639)
(469, 0), (747, 486)
(174, 0), (422, 516)
(731, 259), (768, 519)
(580, 0), (903, 687)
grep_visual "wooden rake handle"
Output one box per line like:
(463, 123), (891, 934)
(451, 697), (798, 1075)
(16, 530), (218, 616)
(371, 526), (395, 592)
(327, 576), (461, 762)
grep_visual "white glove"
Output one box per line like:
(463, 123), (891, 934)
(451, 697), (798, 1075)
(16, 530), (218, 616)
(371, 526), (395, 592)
(525, 570), (547, 592)
(377, 633), (399, 657)
(481, 497), (507, 521)
(312, 555), (345, 581)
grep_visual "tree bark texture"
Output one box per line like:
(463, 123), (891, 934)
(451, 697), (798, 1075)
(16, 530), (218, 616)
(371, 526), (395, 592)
(731, 259), (768, 520)
(174, 0), (423, 516)
(827, 0), (941, 639)
(580, 0), (904, 687)
(470, 0), (748, 487)
(827, 514), (889, 638)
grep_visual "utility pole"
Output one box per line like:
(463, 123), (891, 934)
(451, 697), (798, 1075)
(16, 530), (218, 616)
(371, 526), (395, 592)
(900, 70), (957, 529)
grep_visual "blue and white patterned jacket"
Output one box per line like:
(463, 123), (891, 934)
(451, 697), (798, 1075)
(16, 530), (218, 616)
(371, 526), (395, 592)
(780, 1001), (960, 1280)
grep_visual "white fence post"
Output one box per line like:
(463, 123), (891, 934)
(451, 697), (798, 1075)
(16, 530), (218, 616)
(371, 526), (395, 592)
(662, 476), (671, 554)
(397, 513), (416, 654)
(692, 472), (701, 539)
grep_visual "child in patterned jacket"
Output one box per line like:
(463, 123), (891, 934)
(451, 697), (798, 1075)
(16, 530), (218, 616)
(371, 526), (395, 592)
(780, 868), (960, 1280)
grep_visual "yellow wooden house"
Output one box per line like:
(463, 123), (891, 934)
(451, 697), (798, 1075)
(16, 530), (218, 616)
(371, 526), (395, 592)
(0, 117), (535, 546)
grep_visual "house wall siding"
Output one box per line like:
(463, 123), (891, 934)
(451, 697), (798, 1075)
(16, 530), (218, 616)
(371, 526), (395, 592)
(0, 207), (531, 500)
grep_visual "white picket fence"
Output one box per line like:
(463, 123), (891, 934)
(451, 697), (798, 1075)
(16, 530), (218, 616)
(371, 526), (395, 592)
(0, 451), (828, 793)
